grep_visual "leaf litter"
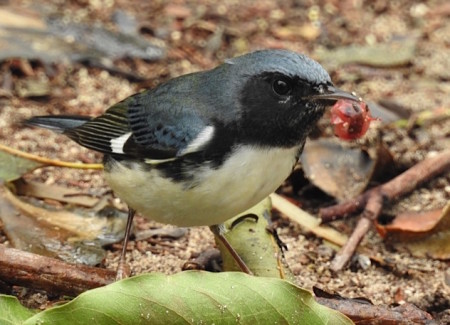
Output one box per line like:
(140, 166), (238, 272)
(0, 0), (449, 323)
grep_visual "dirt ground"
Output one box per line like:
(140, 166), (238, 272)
(0, 0), (449, 323)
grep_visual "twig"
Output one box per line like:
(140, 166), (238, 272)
(325, 149), (450, 271)
(320, 149), (450, 222)
(0, 245), (115, 295)
(0, 143), (103, 169)
(380, 150), (450, 199)
(330, 190), (383, 271)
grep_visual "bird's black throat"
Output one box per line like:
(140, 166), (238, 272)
(237, 73), (328, 148)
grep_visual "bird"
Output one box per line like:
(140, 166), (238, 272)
(27, 49), (360, 277)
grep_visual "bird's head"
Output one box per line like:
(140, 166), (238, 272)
(222, 50), (360, 147)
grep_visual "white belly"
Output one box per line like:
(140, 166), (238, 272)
(104, 145), (299, 226)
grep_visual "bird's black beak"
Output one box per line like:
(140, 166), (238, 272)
(306, 85), (361, 102)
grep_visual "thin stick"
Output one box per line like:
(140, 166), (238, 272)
(0, 143), (103, 169)
(330, 190), (383, 271)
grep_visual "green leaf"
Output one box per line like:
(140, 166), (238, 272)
(24, 272), (352, 325)
(0, 295), (36, 324)
(0, 150), (42, 182)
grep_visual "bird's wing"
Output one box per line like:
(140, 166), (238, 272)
(64, 92), (213, 160)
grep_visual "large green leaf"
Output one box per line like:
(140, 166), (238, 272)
(23, 272), (352, 325)
(0, 295), (36, 324)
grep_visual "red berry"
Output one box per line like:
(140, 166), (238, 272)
(331, 100), (375, 140)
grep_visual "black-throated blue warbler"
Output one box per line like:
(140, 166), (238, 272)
(27, 49), (359, 276)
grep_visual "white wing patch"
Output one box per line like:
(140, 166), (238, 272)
(110, 132), (132, 154)
(225, 58), (236, 65)
(179, 126), (215, 156)
(144, 157), (177, 165)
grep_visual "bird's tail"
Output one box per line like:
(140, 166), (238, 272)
(25, 116), (92, 133)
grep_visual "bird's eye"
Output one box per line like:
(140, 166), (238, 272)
(272, 78), (292, 96)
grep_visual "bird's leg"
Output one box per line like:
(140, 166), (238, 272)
(115, 207), (136, 280)
(210, 224), (253, 275)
